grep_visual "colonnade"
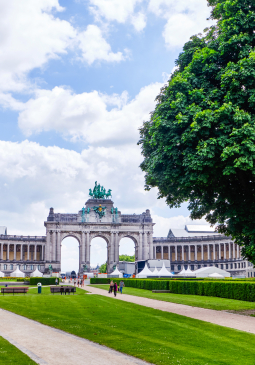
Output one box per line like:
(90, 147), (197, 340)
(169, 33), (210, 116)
(154, 242), (242, 261)
(0, 243), (45, 262)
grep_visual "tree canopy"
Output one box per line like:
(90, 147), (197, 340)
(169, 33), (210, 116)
(139, 0), (255, 263)
(119, 254), (135, 262)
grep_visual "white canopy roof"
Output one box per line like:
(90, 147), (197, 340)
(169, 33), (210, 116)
(178, 268), (187, 276)
(10, 268), (25, 277)
(109, 267), (123, 278)
(208, 272), (224, 278)
(30, 268), (43, 277)
(0, 271), (4, 277)
(185, 266), (196, 277)
(158, 262), (174, 277)
(194, 266), (230, 278)
(151, 267), (159, 276)
(136, 263), (153, 278)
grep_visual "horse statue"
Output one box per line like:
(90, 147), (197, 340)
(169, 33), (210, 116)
(89, 189), (93, 197)
(106, 189), (112, 199)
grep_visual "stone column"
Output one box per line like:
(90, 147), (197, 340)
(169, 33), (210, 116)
(188, 245), (191, 261)
(224, 243), (226, 260)
(207, 244), (210, 260)
(161, 246), (163, 260)
(52, 231), (56, 261)
(27, 244), (30, 261)
(181, 246), (184, 261)
(195, 245), (198, 261)
(109, 232), (114, 265)
(6, 244), (9, 260)
(138, 232), (143, 260)
(229, 243), (232, 259)
(233, 244), (236, 259)
(115, 233), (119, 263)
(14, 244), (16, 261)
(0, 243), (3, 260)
(34, 245), (36, 261)
(86, 231), (90, 265)
(20, 244), (23, 261)
(168, 246), (171, 260)
(81, 232), (85, 264)
(149, 233), (154, 260)
(213, 244), (216, 260)
(143, 232), (149, 260)
(175, 246), (177, 261)
(57, 231), (61, 262)
(237, 244), (240, 259)
(201, 245), (204, 261)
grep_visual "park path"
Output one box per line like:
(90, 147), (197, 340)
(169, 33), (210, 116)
(0, 308), (151, 365)
(84, 285), (255, 335)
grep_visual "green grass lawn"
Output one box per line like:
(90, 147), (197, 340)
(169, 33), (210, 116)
(0, 288), (255, 364)
(90, 284), (255, 311)
(0, 336), (36, 364)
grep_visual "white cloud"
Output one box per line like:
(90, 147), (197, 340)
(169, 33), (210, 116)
(15, 82), (161, 145)
(0, 0), (76, 92)
(148, 0), (215, 48)
(77, 25), (125, 64)
(89, 0), (146, 31)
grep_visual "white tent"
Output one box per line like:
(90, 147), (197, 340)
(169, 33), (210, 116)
(158, 262), (174, 277)
(208, 272), (224, 278)
(194, 266), (230, 278)
(136, 263), (153, 278)
(185, 266), (196, 277)
(0, 271), (4, 278)
(178, 268), (187, 276)
(10, 268), (25, 278)
(109, 267), (123, 278)
(30, 268), (43, 277)
(149, 267), (159, 277)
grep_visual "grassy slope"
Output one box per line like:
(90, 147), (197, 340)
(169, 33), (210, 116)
(90, 284), (255, 311)
(0, 336), (36, 365)
(0, 288), (254, 364)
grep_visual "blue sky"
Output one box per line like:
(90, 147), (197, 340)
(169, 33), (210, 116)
(0, 0), (214, 271)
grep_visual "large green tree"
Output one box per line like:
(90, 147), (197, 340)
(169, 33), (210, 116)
(139, 0), (255, 263)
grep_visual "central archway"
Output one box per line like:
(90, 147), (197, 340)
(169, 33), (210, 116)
(61, 236), (80, 275)
(90, 236), (108, 273)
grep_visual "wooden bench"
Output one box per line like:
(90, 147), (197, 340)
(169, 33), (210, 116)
(152, 290), (171, 293)
(50, 286), (76, 295)
(1, 287), (29, 295)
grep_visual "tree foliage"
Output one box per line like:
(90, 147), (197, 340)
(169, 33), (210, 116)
(99, 262), (107, 273)
(139, 0), (255, 263)
(119, 254), (135, 262)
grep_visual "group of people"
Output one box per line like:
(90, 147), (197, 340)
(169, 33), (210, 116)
(109, 280), (125, 297)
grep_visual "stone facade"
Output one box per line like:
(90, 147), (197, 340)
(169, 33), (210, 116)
(44, 199), (154, 274)
(0, 198), (254, 277)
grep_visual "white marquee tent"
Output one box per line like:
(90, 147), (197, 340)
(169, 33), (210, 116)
(208, 272), (224, 278)
(136, 263), (153, 278)
(109, 267), (123, 278)
(10, 268), (25, 278)
(194, 266), (230, 278)
(30, 268), (43, 277)
(185, 266), (196, 277)
(178, 268), (187, 276)
(158, 262), (174, 277)
(151, 267), (159, 276)
(0, 271), (4, 278)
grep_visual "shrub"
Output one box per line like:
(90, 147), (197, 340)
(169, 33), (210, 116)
(30, 277), (59, 285)
(91, 278), (255, 302)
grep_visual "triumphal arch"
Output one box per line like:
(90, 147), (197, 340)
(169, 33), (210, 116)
(44, 182), (154, 273)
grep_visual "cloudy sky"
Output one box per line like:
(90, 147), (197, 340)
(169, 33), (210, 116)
(0, 0), (214, 271)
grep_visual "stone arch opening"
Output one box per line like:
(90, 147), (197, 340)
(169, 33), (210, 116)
(119, 236), (136, 261)
(61, 236), (80, 275)
(90, 236), (108, 273)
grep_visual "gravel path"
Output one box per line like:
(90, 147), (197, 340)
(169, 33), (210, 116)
(0, 308), (151, 365)
(84, 285), (255, 334)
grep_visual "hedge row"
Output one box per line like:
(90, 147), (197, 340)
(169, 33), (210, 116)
(30, 277), (59, 285)
(90, 278), (255, 302)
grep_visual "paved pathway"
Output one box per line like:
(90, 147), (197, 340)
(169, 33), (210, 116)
(0, 308), (151, 365)
(85, 285), (255, 335)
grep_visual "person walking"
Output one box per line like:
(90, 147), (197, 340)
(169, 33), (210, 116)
(113, 282), (118, 297)
(109, 280), (114, 294)
(119, 280), (125, 294)
(55, 278), (58, 286)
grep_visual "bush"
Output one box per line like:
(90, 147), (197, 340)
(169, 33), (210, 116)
(90, 278), (255, 302)
(30, 277), (59, 285)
